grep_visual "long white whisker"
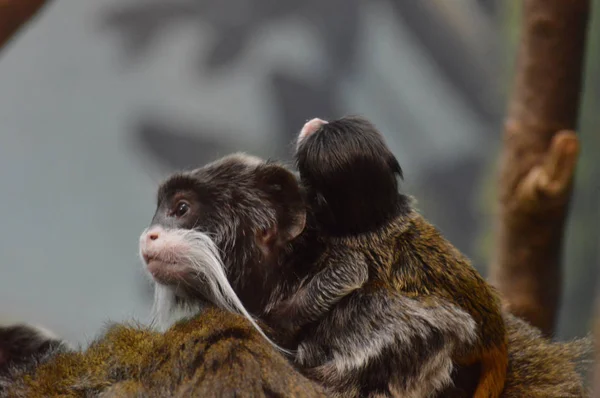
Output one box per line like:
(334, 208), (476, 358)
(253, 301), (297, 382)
(181, 230), (294, 355)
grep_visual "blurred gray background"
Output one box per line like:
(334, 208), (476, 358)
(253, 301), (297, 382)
(0, 0), (597, 346)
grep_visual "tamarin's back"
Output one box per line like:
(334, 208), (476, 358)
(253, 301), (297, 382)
(442, 312), (591, 398)
(119, 308), (327, 397)
(393, 214), (590, 397)
(319, 209), (507, 363)
(389, 212), (506, 350)
(326, 210), (590, 397)
(2, 308), (327, 398)
(501, 312), (590, 397)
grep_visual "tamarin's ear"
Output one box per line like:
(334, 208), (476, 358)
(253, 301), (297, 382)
(255, 163), (307, 243)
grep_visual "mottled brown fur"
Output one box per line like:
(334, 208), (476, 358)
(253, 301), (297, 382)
(394, 212), (508, 395)
(501, 312), (590, 397)
(2, 308), (327, 398)
(442, 312), (591, 397)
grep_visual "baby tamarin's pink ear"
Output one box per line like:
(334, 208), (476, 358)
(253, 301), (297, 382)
(255, 163), (307, 244)
(297, 118), (329, 147)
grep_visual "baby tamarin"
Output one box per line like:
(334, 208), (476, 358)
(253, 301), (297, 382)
(258, 116), (506, 397)
(0, 307), (327, 397)
(277, 116), (591, 398)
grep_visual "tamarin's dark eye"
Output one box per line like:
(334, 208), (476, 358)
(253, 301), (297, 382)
(174, 201), (190, 217)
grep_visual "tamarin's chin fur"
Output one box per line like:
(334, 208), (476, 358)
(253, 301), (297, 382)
(0, 307), (327, 398)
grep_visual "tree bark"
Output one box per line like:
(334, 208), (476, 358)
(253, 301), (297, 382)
(490, 0), (589, 336)
(595, 297), (600, 397)
(0, 0), (50, 51)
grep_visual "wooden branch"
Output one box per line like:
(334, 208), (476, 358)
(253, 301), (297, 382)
(594, 299), (600, 396)
(0, 0), (50, 51)
(490, 0), (589, 336)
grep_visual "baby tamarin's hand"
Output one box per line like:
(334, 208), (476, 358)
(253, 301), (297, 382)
(267, 299), (303, 336)
(268, 254), (369, 340)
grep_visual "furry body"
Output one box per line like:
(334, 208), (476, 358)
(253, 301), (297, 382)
(0, 308), (326, 398)
(264, 116), (508, 397)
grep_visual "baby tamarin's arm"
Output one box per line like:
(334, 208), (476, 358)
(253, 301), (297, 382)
(296, 289), (478, 397)
(269, 252), (368, 331)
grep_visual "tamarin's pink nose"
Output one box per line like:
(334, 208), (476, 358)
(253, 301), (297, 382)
(145, 227), (163, 243)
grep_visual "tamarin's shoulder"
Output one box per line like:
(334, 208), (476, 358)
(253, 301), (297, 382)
(321, 208), (482, 279)
(385, 211), (490, 286)
(327, 207), (506, 341)
(391, 211), (506, 332)
(134, 307), (328, 397)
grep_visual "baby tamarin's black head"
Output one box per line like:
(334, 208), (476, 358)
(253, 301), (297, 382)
(138, 153), (306, 347)
(295, 116), (410, 236)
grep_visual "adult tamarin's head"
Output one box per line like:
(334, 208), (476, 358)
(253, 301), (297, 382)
(138, 153), (306, 352)
(295, 116), (410, 236)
